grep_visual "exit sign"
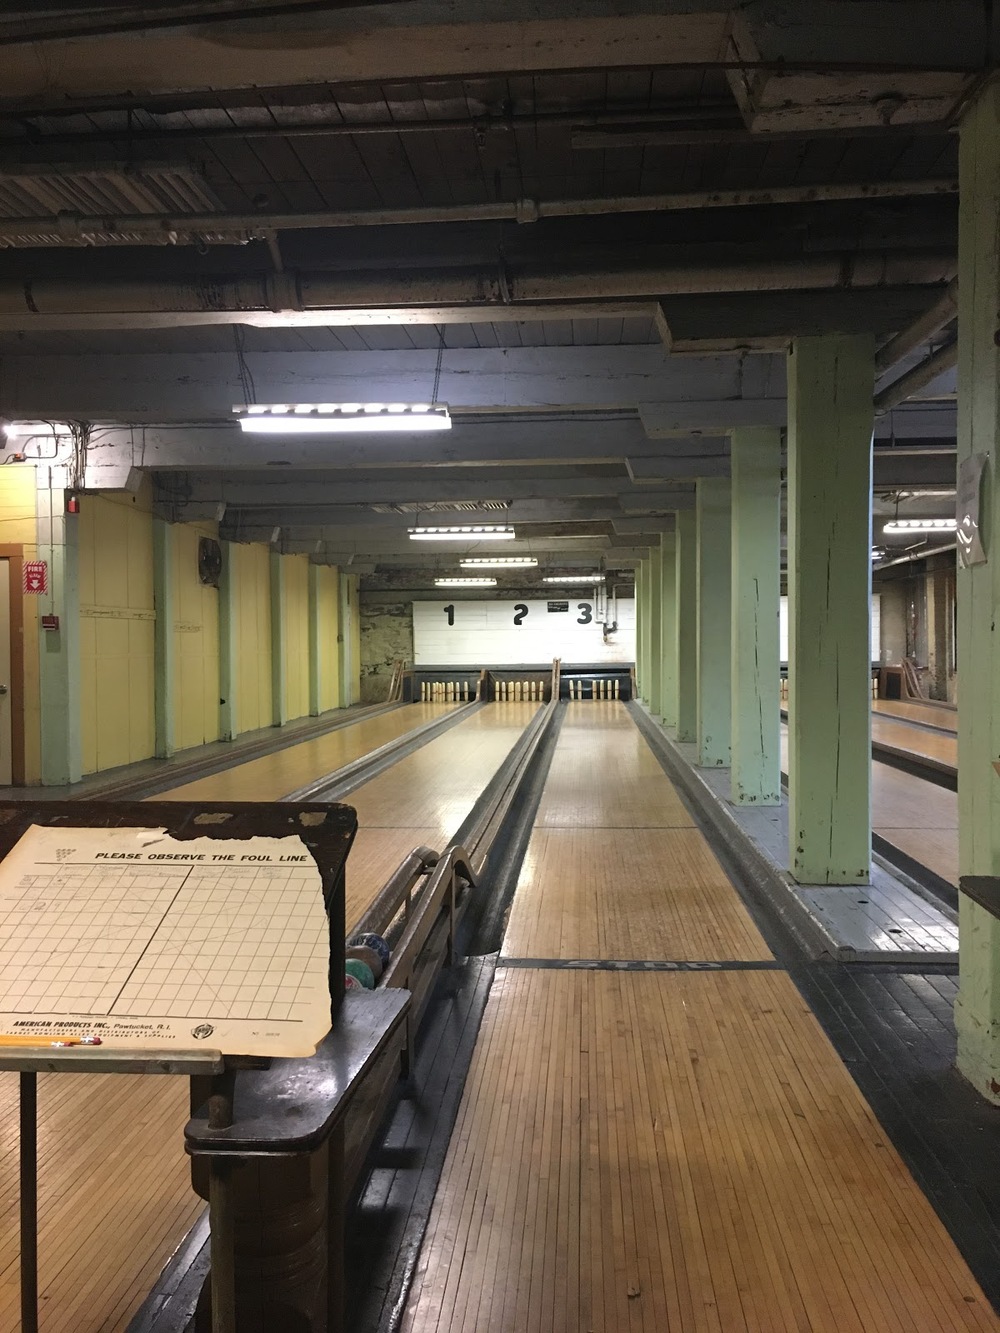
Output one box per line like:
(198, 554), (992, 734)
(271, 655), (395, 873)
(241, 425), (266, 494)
(23, 561), (47, 595)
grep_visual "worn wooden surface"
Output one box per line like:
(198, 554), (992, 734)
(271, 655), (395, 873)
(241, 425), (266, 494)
(0, 1072), (200, 1333)
(404, 968), (998, 1333)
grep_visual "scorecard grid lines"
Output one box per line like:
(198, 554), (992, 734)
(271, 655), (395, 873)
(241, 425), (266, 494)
(0, 859), (326, 1025)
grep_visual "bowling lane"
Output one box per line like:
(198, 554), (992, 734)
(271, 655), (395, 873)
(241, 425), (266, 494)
(161, 701), (458, 803)
(873, 698), (957, 732)
(345, 701), (539, 930)
(504, 701), (772, 963)
(405, 703), (996, 1333)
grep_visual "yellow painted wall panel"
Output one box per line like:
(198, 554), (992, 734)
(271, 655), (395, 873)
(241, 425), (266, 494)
(0, 467), (42, 781)
(282, 554), (310, 723)
(235, 543), (273, 736)
(78, 492), (155, 775)
(170, 522), (221, 752)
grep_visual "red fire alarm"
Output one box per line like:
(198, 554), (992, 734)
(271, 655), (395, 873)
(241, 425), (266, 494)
(64, 491), (80, 514)
(41, 615), (59, 632)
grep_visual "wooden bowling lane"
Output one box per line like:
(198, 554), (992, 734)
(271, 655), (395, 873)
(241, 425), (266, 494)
(343, 702), (539, 931)
(536, 700), (694, 828)
(873, 698), (957, 732)
(871, 714), (957, 770)
(403, 968), (999, 1333)
(0, 1072), (199, 1333)
(502, 826), (772, 962)
(161, 701), (458, 803)
(505, 702), (769, 961)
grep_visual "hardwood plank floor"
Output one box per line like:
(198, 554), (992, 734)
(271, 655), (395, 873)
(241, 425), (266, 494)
(502, 827), (771, 962)
(0, 1073), (200, 1333)
(163, 702), (457, 803)
(873, 699), (957, 732)
(403, 968), (999, 1333)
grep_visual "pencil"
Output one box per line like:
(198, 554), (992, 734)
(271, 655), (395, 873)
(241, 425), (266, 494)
(0, 1034), (102, 1048)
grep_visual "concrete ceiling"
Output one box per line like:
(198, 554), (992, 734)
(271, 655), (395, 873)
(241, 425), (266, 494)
(0, 0), (975, 589)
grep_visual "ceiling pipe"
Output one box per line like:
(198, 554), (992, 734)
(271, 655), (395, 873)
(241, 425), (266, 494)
(0, 252), (956, 316)
(873, 339), (958, 413)
(0, 179), (958, 248)
(874, 277), (959, 375)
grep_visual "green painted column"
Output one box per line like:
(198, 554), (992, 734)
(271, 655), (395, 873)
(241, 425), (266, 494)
(787, 333), (874, 884)
(308, 563), (321, 717)
(954, 78), (1000, 1103)
(675, 509), (698, 742)
(270, 550), (287, 726)
(639, 557), (653, 705)
(218, 541), (238, 742)
(647, 547), (662, 718)
(730, 428), (782, 805)
(152, 517), (175, 759)
(634, 560), (644, 696)
(659, 532), (678, 727)
(696, 478), (732, 767)
(37, 492), (81, 785)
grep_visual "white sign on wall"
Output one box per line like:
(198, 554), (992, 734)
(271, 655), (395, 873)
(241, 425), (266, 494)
(413, 598), (636, 666)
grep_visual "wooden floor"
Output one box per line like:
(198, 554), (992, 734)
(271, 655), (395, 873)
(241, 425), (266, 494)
(164, 701), (457, 803)
(871, 714), (957, 769)
(403, 703), (993, 1333)
(0, 703), (539, 1331)
(0, 1073), (200, 1333)
(873, 698), (957, 732)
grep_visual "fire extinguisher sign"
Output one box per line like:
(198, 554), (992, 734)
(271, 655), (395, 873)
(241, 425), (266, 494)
(23, 561), (48, 595)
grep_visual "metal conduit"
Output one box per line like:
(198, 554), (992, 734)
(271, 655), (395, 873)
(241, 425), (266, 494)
(0, 178), (957, 248)
(0, 251), (956, 315)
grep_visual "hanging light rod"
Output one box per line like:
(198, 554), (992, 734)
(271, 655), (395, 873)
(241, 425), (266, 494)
(460, 557), (537, 567)
(434, 577), (497, 587)
(409, 525), (516, 541)
(234, 403), (451, 433)
(882, 517), (956, 533)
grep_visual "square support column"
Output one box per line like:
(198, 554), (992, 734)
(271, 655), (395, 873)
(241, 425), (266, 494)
(637, 557), (645, 698)
(308, 563), (322, 717)
(730, 428), (782, 804)
(696, 478), (732, 767)
(659, 533), (678, 728)
(218, 542), (238, 742)
(37, 477), (81, 786)
(787, 334), (874, 884)
(646, 548), (662, 718)
(152, 517), (175, 759)
(640, 557), (653, 705)
(954, 77), (1000, 1103)
(675, 509), (698, 742)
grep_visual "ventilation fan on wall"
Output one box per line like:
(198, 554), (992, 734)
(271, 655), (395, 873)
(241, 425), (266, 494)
(198, 537), (223, 588)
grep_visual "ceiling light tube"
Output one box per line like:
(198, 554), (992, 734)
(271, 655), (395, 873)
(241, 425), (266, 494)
(408, 524), (516, 541)
(234, 403), (451, 433)
(460, 557), (537, 567)
(541, 574), (602, 583)
(434, 577), (498, 587)
(882, 518), (956, 533)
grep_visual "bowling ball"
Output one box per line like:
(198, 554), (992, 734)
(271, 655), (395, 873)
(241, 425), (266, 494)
(344, 974), (365, 991)
(346, 943), (383, 980)
(350, 932), (391, 968)
(345, 957), (375, 989)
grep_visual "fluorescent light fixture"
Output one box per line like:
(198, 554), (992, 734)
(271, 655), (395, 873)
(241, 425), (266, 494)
(408, 525), (516, 541)
(460, 557), (538, 567)
(434, 577), (497, 587)
(882, 518), (956, 533)
(541, 574), (602, 584)
(234, 403), (451, 433)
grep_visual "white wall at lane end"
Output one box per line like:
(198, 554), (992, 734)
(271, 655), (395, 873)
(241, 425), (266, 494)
(413, 597), (636, 666)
